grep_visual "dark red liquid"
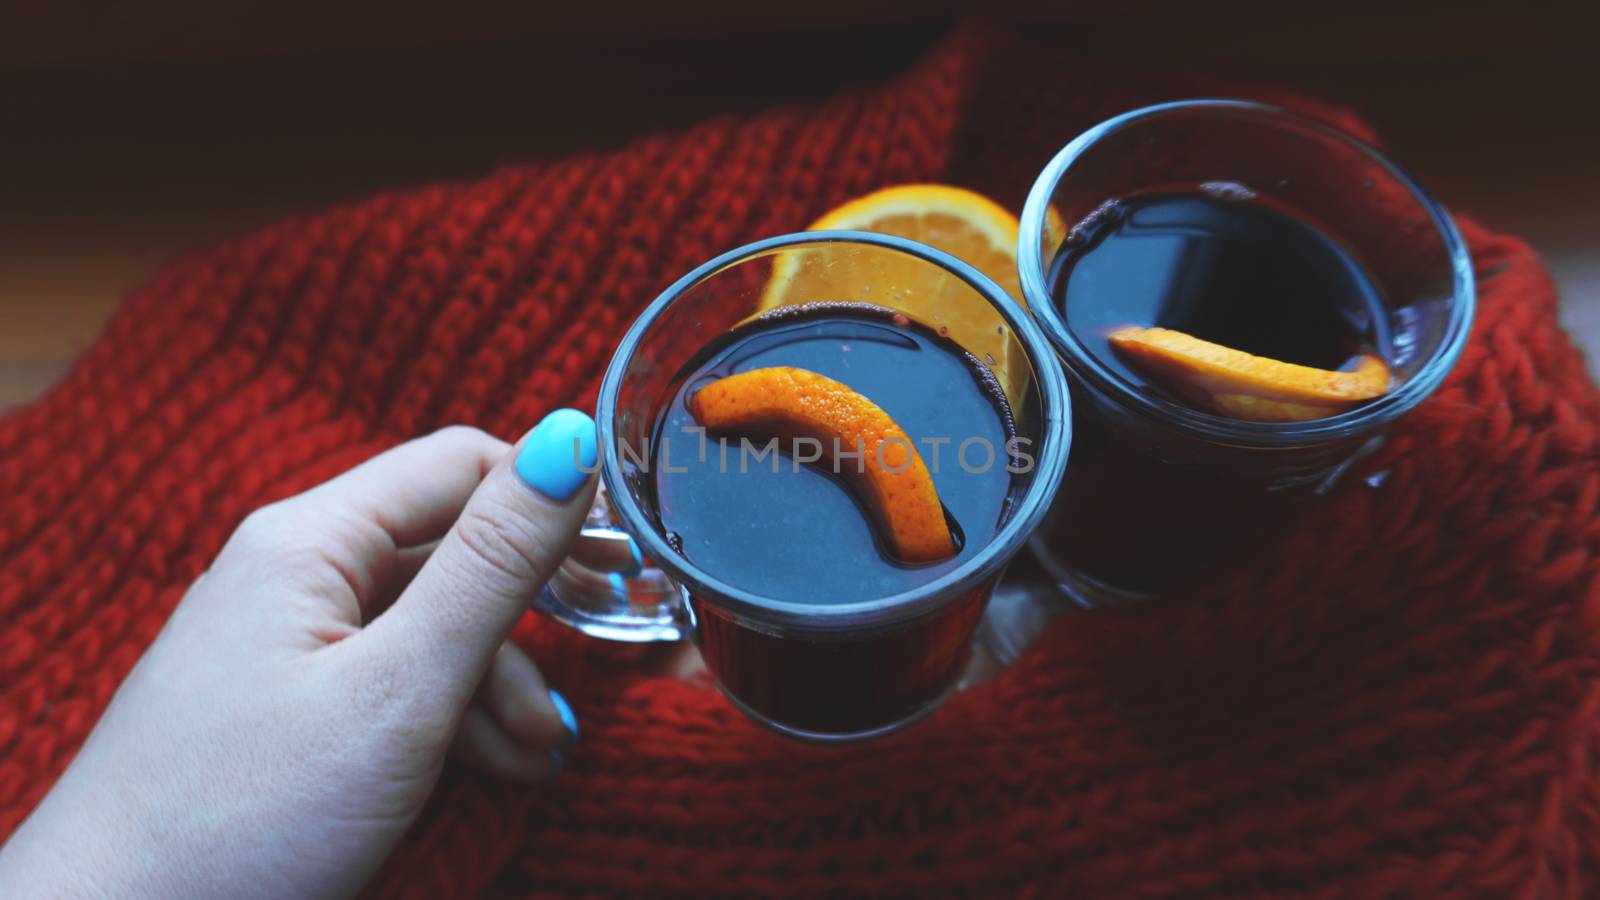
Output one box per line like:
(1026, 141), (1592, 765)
(651, 303), (1019, 735)
(1044, 192), (1394, 595)
(1061, 192), (1391, 389)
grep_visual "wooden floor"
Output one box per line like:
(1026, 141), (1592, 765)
(2, 25), (1597, 411)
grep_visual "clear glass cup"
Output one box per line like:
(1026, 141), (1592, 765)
(1016, 99), (1476, 608)
(537, 231), (1071, 741)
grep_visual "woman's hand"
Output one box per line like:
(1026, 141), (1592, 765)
(0, 412), (618, 899)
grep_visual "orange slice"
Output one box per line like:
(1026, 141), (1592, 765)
(1107, 326), (1391, 423)
(759, 184), (1064, 407)
(689, 366), (955, 563)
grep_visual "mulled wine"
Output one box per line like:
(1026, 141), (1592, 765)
(588, 232), (1069, 740)
(1042, 190), (1395, 595)
(1059, 192), (1392, 396)
(650, 302), (1022, 734)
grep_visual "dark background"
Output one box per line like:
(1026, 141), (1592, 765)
(3, 1), (1597, 408)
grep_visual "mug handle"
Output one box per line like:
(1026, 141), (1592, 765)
(531, 483), (694, 643)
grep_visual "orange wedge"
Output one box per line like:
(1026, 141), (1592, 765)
(1107, 326), (1391, 423)
(689, 366), (955, 563)
(759, 184), (1064, 407)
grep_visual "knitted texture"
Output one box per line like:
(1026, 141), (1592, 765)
(3, 25), (1599, 898)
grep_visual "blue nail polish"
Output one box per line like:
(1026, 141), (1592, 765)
(514, 409), (597, 502)
(548, 689), (580, 747)
(608, 572), (626, 596)
(623, 538), (644, 578)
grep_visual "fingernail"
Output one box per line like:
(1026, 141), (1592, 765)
(623, 538), (644, 578)
(547, 749), (565, 779)
(608, 572), (626, 598)
(515, 409), (597, 502)
(548, 689), (580, 747)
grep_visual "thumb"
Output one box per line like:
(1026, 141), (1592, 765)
(361, 408), (599, 700)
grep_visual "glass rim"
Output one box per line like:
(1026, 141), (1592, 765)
(596, 229), (1072, 632)
(1018, 98), (1477, 447)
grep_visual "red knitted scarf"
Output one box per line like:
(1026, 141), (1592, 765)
(3, 26), (1598, 898)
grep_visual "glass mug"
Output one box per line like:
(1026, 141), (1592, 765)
(533, 231), (1071, 741)
(1016, 99), (1476, 607)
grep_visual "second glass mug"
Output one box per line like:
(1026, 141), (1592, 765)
(532, 231), (1071, 742)
(1016, 99), (1477, 607)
